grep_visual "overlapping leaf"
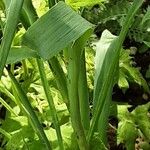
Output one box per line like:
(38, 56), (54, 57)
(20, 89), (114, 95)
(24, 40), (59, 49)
(6, 47), (38, 64)
(22, 1), (93, 60)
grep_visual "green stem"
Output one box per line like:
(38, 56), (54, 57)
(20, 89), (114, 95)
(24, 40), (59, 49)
(22, 60), (28, 79)
(0, 97), (18, 116)
(68, 43), (88, 150)
(20, 1), (65, 148)
(20, 0), (69, 108)
(78, 50), (90, 131)
(36, 58), (64, 150)
(0, 128), (11, 139)
(8, 70), (52, 150)
(48, 57), (69, 107)
(48, 0), (69, 109)
(0, 84), (17, 103)
(0, 0), (24, 78)
(20, 0), (38, 30)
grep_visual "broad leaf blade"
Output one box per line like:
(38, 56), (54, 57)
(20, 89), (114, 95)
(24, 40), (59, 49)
(22, 1), (93, 60)
(93, 30), (117, 105)
(6, 47), (39, 64)
(93, 30), (118, 145)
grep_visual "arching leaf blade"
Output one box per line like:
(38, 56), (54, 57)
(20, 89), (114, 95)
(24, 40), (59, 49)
(22, 1), (93, 60)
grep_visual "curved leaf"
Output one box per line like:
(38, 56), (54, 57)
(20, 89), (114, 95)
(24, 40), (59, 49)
(6, 46), (39, 64)
(22, 1), (93, 60)
(0, 0), (24, 78)
(88, 0), (144, 143)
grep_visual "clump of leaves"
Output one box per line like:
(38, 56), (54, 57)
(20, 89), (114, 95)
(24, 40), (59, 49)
(117, 102), (150, 150)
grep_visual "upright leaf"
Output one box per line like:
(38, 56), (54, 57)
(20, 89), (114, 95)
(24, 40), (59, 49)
(88, 0), (144, 144)
(8, 71), (52, 150)
(93, 30), (117, 145)
(93, 30), (117, 107)
(0, 0), (24, 78)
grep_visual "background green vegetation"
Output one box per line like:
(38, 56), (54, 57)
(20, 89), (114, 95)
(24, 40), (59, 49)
(0, 0), (150, 149)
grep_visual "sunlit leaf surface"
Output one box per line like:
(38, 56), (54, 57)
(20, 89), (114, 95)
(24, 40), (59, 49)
(22, 1), (92, 60)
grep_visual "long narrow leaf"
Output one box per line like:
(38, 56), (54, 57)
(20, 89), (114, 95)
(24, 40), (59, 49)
(20, 0), (38, 29)
(93, 30), (118, 145)
(0, 97), (18, 116)
(78, 50), (90, 130)
(0, 128), (11, 139)
(48, 58), (69, 106)
(93, 30), (117, 108)
(8, 71), (52, 150)
(67, 30), (92, 149)
(6, 46), (39, 64)
(19, 1), (66, 148)
(0, 0), (24, 78)
(37, 59), (64, 150)
(68, 41), (88, 150)
(88, 0), (144, 143)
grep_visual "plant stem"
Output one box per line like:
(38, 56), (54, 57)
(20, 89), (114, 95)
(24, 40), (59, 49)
(36, 58), (64, 150)
(8, 70), (52, 150)
(0, 0), (24, 78)
(48, 57), (69, 107)
(78, 50), (90, 131)
(48, 0), (69, 109)
(0, 84), (17, 103)
(22, 60), (28, 79)
(68, 43), (88, 150)
(0, 128), (11, 139)
(20, 1), (65, 148)
(0, 97), (18, 116)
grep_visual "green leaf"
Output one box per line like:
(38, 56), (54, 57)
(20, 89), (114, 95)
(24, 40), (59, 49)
(22, 1), (92, 60)
(119, 49), (149, 92)
(66, 0), (105, 9)
(93, 30), (117, 105)
(89, 132), (108, 150)
(118, 121), (138, 150)
(6, 46), (39, 64)
(118, 71), (129, 88)
(0, 0), (24, 78)
(88, 0), (144, 143)
(0, 97), (17, 116)
(144, 41), (150, 47)
(45, 123), (75, 150)
(122, 63), (150, 92)
(141, 6), (150, 25)
(8, 71), (52, 150)
(2, 116), (28, 132)
(93, 30), (118, 145)
(133, 102), (150, 141)
(146, 65), (150, 78)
